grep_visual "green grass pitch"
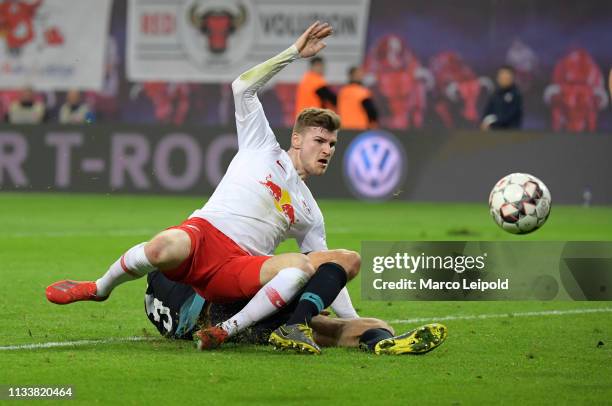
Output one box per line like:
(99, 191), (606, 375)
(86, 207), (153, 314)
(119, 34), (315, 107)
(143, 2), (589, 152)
(1, 193), (611, 405)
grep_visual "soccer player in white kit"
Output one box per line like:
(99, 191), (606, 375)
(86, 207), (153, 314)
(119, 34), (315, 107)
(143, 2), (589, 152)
(46, 22), (366, 353)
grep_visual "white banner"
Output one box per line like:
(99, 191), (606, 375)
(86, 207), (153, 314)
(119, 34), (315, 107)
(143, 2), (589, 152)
(0, 0), (112, 91)
(127, 0), (370, 83)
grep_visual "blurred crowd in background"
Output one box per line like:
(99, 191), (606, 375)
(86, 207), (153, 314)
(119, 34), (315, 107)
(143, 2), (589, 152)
(1, 0), (611, 132)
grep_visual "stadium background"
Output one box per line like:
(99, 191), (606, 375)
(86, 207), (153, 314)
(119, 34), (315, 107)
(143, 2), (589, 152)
(87, 0), (612, 132)
(1, 0), (611, 130)
(2, 0), (612, 205)
(1, 0), (611, 404)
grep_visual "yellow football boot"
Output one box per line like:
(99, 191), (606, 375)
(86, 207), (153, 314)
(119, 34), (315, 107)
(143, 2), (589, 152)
(269, 323), (321, 355)
(372, 323), (448, 355)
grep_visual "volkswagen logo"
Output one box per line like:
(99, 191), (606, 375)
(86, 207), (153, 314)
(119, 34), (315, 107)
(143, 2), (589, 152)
(343, 130), (407, 200)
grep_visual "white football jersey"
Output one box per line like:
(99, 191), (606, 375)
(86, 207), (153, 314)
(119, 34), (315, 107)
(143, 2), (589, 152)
(191, 100), (326, 256)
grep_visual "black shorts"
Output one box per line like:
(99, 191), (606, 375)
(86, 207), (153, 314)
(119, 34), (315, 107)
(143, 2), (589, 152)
(145, 271), (297, 344)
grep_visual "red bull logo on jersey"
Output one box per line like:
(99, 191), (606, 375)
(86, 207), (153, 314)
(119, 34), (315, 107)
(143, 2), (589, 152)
(259, 174), (295, 225)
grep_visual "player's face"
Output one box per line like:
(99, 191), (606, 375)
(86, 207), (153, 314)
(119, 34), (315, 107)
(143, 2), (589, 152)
(298, 127), (337, 176)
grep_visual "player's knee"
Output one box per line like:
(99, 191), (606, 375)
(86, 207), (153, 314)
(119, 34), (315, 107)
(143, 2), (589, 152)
(296, 254), (316, 277)
(260, 253), (315, 284)
(345, 250), (361, 280)
(335, 249), (360, 280)
(145, 236), (173, 267)
(145, 230), (190, 268)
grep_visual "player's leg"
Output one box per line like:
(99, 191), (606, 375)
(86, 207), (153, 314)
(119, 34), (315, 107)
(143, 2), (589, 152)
(307, 249), (360, 318)
(195, 253), (315, 349)
(310, 316), (394, 347)
(175, 274), (447, 355)
(257, 253), (315, 284)
(198, 251), (358, 351)
(268, 262), (349, 354)
(307, 249), (361, 281)
(46, 228), (191, 304)
(310, 316), (448, 355)
(207, 297), (298, 346)
(142, 271), (296, 345)
(97, 229), (191, 296)
(205, 298), (447, 355)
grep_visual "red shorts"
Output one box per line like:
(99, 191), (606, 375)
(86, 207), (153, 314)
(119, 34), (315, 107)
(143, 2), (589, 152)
(163, 217), (271, 303)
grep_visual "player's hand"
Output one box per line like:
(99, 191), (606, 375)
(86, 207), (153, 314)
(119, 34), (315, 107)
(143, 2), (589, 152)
(294, 21), (333, 58)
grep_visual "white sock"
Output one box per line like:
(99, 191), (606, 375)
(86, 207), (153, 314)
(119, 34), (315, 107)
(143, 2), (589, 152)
(219, 267), (309, 337)
(330, 287), (359, 319)
(95, 242), (157, 297)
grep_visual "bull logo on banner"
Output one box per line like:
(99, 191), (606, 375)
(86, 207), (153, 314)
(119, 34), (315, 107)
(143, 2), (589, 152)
(0, 0), (64, 56)
(180, 0), (254, 67)
(187, 1), (247, 54)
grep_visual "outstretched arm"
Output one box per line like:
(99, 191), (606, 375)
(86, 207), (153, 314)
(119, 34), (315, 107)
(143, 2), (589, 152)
(231, 46), (300, 118)
(232, 21), (333, 118)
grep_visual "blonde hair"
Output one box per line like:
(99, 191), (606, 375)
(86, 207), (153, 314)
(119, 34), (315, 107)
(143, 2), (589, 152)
(293, 108), (341, 134)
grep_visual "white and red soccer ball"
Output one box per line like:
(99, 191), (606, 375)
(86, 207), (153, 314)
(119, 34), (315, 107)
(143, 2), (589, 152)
(489, 173), (551, 234)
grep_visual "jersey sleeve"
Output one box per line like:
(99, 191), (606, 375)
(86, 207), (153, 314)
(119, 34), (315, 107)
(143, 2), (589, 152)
(232, 45), (300, 150)
(234, 102), (280, 151)
(296, 219), (328, 254)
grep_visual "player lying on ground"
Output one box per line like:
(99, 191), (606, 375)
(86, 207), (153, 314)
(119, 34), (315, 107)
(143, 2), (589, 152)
(200, 249), (361, 353)
(146, 271), (448, 355)
(46, 22), (363, 352)
(196, 249), (446, 354)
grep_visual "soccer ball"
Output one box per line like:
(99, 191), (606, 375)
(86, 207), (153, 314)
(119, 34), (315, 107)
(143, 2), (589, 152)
(488, 173), (551, 234)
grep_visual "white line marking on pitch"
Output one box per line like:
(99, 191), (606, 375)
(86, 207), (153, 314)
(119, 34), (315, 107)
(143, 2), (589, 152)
(388, 307), (612, 324)
(0, 336), (157, 351)
(2, 308), (610, 351)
